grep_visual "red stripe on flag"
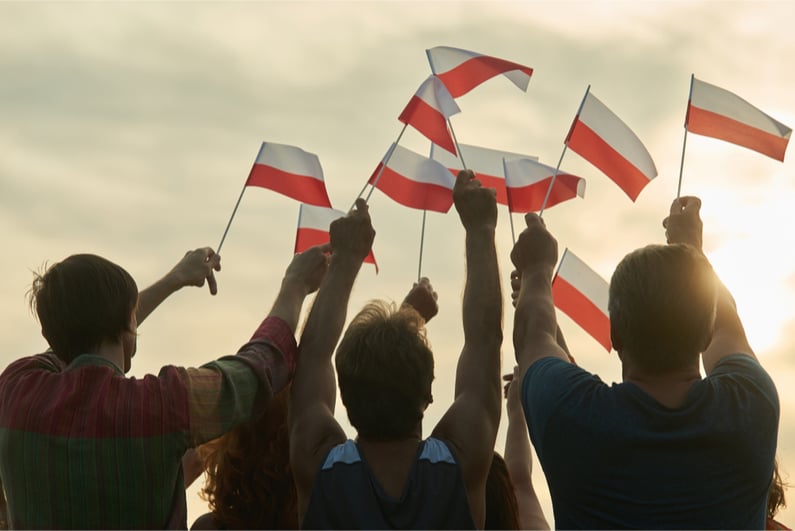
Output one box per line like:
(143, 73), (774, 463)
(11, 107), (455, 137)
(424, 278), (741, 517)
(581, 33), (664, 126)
(552, 275), (612, 351)
(246, 164), (332, 207)
(398, 96), (456, 155)
(568, 120), (651, 202)
(507, 174), (581, 213)
(295, 228), (378, 271)
(369, 163), (454, 213)
(437, 56), (533, 98)
(688, 104), (789, 162)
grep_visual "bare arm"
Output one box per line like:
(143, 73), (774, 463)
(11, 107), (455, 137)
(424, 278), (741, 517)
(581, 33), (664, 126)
(432, 170), (503, 528)
(400, 277), (439, 323)
(663, 196), (755, 374)
(289, 199), (375, 519)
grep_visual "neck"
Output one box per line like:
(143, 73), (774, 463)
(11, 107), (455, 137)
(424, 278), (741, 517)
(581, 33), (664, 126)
(622, 357), (701, 409)
(94, 338), (127, 373)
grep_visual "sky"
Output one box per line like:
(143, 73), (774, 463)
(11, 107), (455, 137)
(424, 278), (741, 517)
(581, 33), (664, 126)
(2, 0), (794, 526)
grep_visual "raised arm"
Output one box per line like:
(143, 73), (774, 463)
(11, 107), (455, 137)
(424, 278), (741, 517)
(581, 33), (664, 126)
(401, 277), (439, 323)
(432, 170), (503, 528)
(289, 199), (375, 517)
(663, 196), (755, 374)
(136, 247), (221, 325)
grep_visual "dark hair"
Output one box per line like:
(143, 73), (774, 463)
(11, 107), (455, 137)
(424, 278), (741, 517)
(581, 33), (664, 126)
(335, 301), (434, 439)
(608, 244), (717, 372)
(769, 459), (787, 519)
(29, 254), (138, 364)
(485, 452), (520, 530)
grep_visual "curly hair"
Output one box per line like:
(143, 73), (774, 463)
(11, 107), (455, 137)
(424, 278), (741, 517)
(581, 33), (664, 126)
(197, 386), (296, 529)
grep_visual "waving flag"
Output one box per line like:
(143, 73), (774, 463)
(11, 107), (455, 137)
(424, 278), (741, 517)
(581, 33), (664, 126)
(426, 46), (534, 98)
(687, 77), (791, 161)
(246, 142), (332, 207)
(503, 158), (586, 213)
(398, 76), (460, 155)
(552, 249), (611, 351)
(296, 204), (378, 271)
(566, 91), (657, 202)
(369, 143), (456, 213)
(430, 143), (537, 205)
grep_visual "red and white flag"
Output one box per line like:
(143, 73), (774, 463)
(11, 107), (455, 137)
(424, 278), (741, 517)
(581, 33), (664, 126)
(426, 46), (534, 98)
(552, 249), (611, 351)
(430, 143), (537, 205)
(369, 143), (456, 213)
(246, 142), (332, 207)
(398, 75), (461, 155)
(687, 77), (791, 162)
(566, 91), (657, 202)
(502, 158), (586, 213)
(295, 204), (378, 271)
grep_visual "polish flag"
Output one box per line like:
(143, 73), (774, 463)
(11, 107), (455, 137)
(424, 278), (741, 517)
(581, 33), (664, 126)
(566, 91), (657, 202)
(687, 77), (791, 162)
(369, 143), (456, 213)
(246, 142), (332, 208)
(430, 143), (537, 205)
(295, 204), (378, 271)
(502, 158), (586, 213)
(426, 46), (534, 98)
(398, 76), (461, 156)
(552, 249), (611, 351)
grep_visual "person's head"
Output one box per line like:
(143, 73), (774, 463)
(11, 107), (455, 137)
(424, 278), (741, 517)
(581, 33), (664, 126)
(608, 243), (717, 372)
(335, 300), (434, 440)
(484, 452), (520, 530)
(29, 254), (138, 370)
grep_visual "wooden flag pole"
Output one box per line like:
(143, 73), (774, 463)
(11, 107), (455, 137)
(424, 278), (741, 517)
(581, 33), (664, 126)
(677, 74), (695, 199)
(216, 181), (248, 255)
(358, 124), (408, 209)
(417, 210), (428, 282)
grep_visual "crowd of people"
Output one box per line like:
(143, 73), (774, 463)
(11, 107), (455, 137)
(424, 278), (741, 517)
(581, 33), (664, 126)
(0, 169), (785, 529)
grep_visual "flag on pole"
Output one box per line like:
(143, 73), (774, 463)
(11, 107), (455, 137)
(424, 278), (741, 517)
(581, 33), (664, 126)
(503, 158), (586, 213)
(426, 46), (534, 98)
(687, 77), (791, 161)
(369, 143), (456, 213)
(552, 249), (611, 351)
(246, 142), (332, 207)
(430, 143), (537, 205)
(296, 204), (378, 271)
(398, 75), (461, 155)
(566, 91), (657, 202)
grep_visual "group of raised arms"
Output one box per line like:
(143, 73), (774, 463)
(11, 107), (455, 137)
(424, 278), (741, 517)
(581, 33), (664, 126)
(0, 170), (785, 529)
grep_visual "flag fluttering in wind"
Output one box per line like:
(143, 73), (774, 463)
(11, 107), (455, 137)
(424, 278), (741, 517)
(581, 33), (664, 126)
(246, 142), (332, 207)
(687, 77), (791, 161)
(430, 143), (537, 205)
(552, 249), (611, 351)
(426, 46), (534, 98)
(296, 204), (378, 271)
(398, 76), (460, 155)
(566, 90), (657, 202)
(503, 158), (586, 213)
(369, 143), (456, 213)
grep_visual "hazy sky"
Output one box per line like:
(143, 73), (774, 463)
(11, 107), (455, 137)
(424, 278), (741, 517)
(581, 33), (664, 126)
(2, 1), (794, 525)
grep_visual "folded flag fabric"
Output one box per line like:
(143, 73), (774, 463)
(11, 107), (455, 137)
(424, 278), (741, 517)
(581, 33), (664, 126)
(246, 142), (332, 208)
(687, 76), (791, 161)
(551, 248), (611, 351)
(430, 143), (537, 205)
(295, 204), (378, 271)
(566, 91), (657, 202)
(398, 75), (460, 155)
(369, 143), (456, 213)
(426, 46), (534, 98)
(502, 158), (586, 213)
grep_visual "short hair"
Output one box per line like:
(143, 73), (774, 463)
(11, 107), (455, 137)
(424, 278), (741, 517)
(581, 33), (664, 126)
(29, 254), (138, 365)
(335, 300), (434, 440)
(608, 244), (717, 372)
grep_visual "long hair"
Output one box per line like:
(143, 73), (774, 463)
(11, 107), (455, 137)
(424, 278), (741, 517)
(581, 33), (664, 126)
(485, 452), (520, 530)
(198, 386), (296, 529)
(769, 459), (788, 520)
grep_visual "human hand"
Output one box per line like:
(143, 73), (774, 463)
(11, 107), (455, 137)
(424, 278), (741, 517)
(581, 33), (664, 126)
(503, 365), (522, 414)
(329, 198), (376, 262)
(401, 277), (439, 322)
(168, 247), (221, 295)
(662, 196), (703, 251)
(510, 270), (521, 308)
(453, 170), (498, 232)
(284, 244), (331, 296)
(510, 213), (558, 274)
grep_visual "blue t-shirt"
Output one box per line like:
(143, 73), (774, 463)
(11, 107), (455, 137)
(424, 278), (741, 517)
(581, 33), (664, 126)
(302, 437), (475, 529)
(523, 354), (779, 529)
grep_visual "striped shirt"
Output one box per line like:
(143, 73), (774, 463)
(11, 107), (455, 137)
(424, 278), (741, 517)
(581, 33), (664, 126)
(0, 316), (296, 529)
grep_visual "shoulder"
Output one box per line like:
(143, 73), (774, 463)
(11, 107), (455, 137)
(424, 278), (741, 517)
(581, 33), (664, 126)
(419, 437), (458, 464)
(707, 354), (778, 406)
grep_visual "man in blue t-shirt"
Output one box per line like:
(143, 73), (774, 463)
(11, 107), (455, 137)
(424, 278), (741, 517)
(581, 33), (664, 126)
(511, 196), (779, 529)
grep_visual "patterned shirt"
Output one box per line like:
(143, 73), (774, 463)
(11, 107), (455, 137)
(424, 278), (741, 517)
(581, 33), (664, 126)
(0, 316), (296, 529)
